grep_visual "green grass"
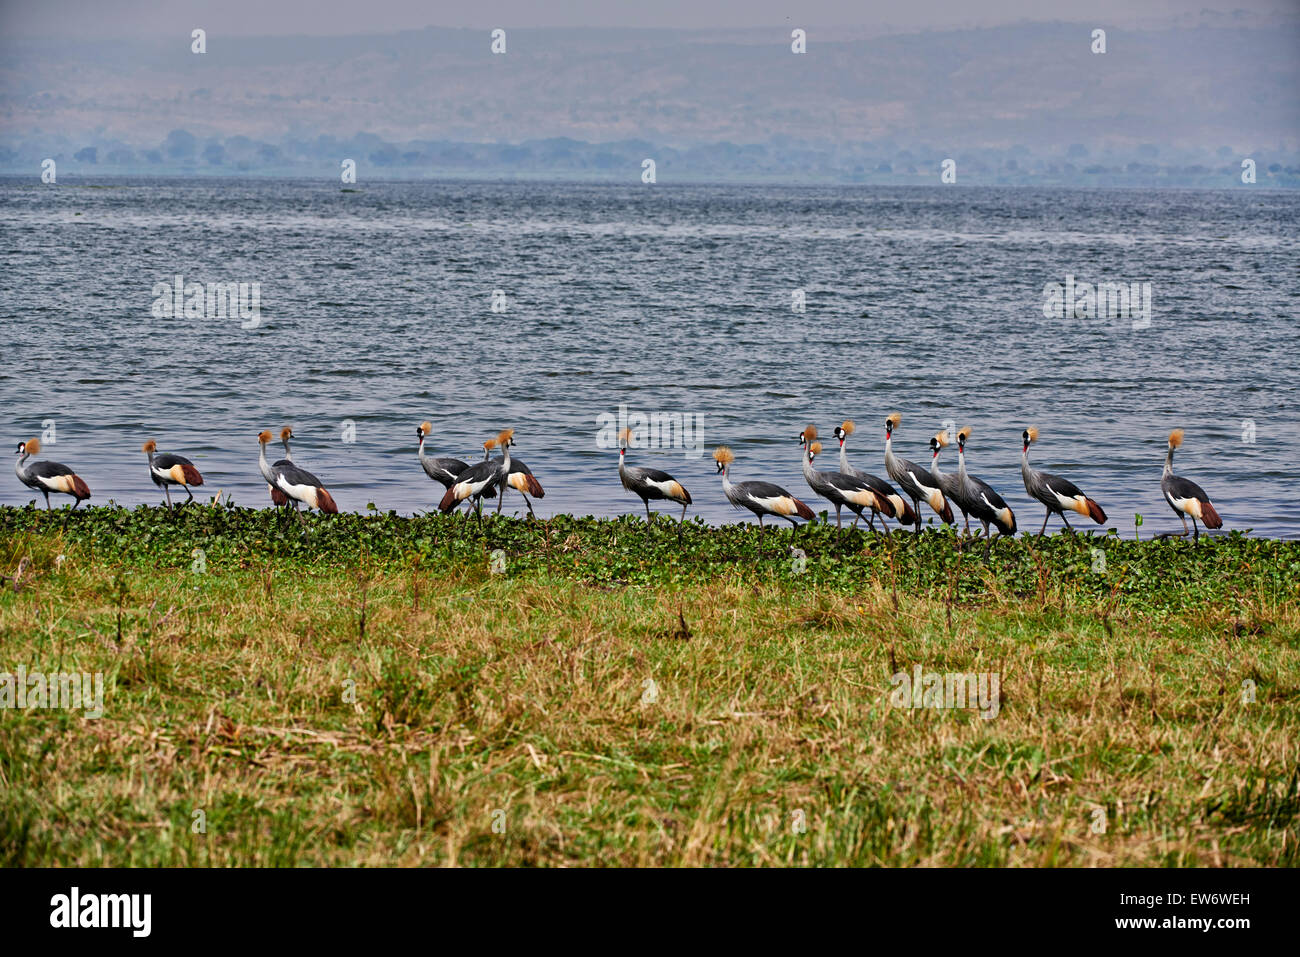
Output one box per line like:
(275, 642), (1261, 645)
(0, 503), (1297, 866)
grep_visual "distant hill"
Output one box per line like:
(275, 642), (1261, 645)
(2, 19), (1296, 185)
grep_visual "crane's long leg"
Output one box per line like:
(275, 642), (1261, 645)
(1039, 510), (1050, 536)
(645, 499), (652, 521)
(835, 504), (842, 529)
(913, 497), (922, 532)
(983, 529), (999, 560)
(184, 484), (195, 504)
(44, 491), (51, 511)
(758, 514), (765, 528)
(1061, 513), (1073, 533)
(1192, 516), (1200, 541)
(680, 501), (688, 524)
(522, 493), (535, 518)
(164, 485), (173, 510)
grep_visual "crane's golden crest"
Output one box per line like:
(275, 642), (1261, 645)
(1026, 427), (1039, 443)
(257, 430), (272, 444)
(933, 431), (949, 447)
(25, 438), (41, 454)
(279, 427), (293, 441)
(886, 412), (902, 428)
(840, 420), (855, 435)
(142, 440), (157, 454)
(809, 441), (822, 456)
(713, 446), (734, 466)
(803, 424), (818, 441)
(958, 426), (972, 441)
(1168, 428), (1185, 449)
(496, 428), (515, 445)
(618, 427), (633, 445)
(483, 437), (497, 450)
(419, 421), (433, 435)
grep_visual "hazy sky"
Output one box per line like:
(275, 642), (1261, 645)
(4, 0), (1297, 37)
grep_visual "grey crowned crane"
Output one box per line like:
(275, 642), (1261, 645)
(953, 427), (1016, 545)
(713, 446), (814, 528)
(928, 432), (971, 534)
(417, 421), (468, 493)
(14, 438), (90, 512)
(142, 439), (203, 508)
(439, 435), (506, 518)
(492, 429), (546, 516)
(883, 413), (954, 530)
(269, 426), (294, 509)
(800, 434), (887, 531)
(826, 420), (915, 531)
(1020, 427), (1107, 534)
(618, 427), (692, 522)
(257, 430), (338, 515)
(1161, 429), (1223, 540)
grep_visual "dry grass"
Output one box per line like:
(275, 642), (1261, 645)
(0, 529), (1297, 867)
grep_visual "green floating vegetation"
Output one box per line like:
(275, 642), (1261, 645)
(1, 504), (1296, 615)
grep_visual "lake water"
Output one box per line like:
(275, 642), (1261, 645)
(1, 178), (1296, 538)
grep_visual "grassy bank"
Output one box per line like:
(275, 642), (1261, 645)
(1, 504), (1297, 866)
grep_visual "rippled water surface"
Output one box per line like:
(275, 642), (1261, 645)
(1, 179), (1296, 537)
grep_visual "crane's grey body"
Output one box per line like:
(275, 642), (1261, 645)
(955, 440), (1016, 541)
(1161, 441), (1221, 540)
(1020, 439), (1105, 535)
(417, 433), (468, 489)
(491, 437), (544, 516)
(146, 447), (200, 508)
(884, 429), (948, 530)
(619, 451), (691, 521)
(15, 445), (88, 512)
(803, 448), (882, 530)
(443, 441), (508, 518)
(257, 435), (335, 516)
(929, 446), (971, 533)
(717, 460), (812, 528)
(835, 438), (903, 530)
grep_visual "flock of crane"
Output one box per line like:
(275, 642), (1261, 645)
(13, 415), (1224, 542)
